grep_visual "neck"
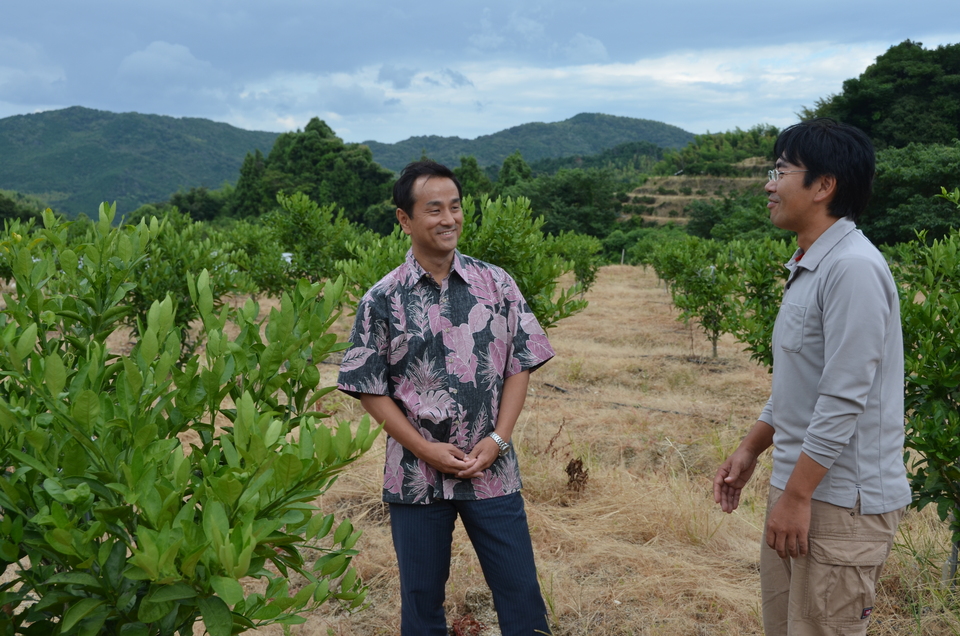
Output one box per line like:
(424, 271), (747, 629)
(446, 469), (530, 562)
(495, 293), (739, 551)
(413, 248), (455, 281)
(796, 214), (841, 252)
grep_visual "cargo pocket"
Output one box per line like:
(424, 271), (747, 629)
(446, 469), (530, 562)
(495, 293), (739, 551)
(778, 302), (806, 353)
(802, 538), (890, 626)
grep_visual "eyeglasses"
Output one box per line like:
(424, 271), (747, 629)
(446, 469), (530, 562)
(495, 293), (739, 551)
(768, 169), (809, 182)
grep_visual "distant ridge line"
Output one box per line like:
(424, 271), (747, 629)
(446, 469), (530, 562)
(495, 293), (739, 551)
(362, 113), (695, 172)
(0, 107), (694, 217)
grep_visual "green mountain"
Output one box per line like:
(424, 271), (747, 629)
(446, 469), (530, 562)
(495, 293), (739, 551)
(0, 108), (693, 218)
(528, 140), (665, 176)
(364, 113), (694, 172)
(0, 106), (279, 218)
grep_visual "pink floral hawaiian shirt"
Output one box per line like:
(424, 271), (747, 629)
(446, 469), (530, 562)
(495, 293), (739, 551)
(338, 250), (555, 504)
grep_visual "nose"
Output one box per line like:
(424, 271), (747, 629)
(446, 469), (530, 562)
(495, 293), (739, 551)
(439, 206), (457, 225)
(765, 179), (777, 194)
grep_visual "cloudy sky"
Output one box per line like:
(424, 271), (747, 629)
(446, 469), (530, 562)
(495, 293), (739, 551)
(2, 1), (958, 144)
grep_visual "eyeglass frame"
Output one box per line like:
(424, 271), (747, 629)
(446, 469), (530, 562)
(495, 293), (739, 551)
(768, 169), (809, 182)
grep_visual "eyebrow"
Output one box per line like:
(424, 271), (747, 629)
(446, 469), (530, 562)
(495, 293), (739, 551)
(425, 197), (461, 206)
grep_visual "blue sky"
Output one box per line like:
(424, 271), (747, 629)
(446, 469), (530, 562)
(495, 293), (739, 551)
(2, 1), (958, 143)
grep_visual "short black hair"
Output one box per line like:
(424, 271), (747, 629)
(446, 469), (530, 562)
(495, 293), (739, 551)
(774, 118), (875, 222)
(393, 160), (463, 217)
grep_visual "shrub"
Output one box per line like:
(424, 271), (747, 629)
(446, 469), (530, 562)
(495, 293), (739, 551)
(223, 220), (292, 298)
(0, 205), (379, 635)
(720, 237), (796, 370)
(651, 237), (735, 357)
(889, 188), (960, 543)
(125, 207), (253, 357)
(262, 192), (362, 284)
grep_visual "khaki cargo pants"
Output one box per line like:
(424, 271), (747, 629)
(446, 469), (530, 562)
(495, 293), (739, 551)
(760, 486), (904, 636)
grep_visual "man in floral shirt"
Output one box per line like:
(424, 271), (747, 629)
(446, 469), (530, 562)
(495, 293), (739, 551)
(338, 161), (554, 635)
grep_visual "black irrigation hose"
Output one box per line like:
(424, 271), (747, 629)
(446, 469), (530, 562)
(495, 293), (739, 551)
(533, 384), (724, 424)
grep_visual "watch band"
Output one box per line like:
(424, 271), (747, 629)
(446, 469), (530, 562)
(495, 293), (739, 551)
(489, 432), (510, 456)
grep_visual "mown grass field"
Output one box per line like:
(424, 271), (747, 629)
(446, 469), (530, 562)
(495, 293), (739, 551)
(261, 265), (957, 635)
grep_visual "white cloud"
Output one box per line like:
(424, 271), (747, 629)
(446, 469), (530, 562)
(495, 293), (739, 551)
(116, 35), (960, 146)
(565, 34), (608, 64)
(378, 65), (418, 89)
(117, 41), (221, 87)
(469, 12), (506, 51)
(506, 14), (547, 41)
(0, 37), (66, 103)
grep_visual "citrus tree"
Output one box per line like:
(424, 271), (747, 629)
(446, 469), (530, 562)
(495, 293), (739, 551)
(0, 205), (379, 636)
(889, 187), (960, 546)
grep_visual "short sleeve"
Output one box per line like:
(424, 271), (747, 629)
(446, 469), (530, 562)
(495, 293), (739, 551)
(337, 293), (391, 398)
(504, 276), (555, 376)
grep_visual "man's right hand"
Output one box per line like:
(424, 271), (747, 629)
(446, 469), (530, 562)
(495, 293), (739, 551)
(713, 447), (758, 513)
(713, 419), (774, 514)
(416, 441), (477, 475)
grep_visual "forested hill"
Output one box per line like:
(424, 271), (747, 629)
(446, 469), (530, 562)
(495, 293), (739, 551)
(0, 108), (692, 218)
(364, 113), (694, 172)
(0, 107), (280, 218)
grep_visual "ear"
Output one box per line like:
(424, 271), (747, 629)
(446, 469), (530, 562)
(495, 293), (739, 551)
(396, 208), (412, 235)
(813, 174), (837, 204)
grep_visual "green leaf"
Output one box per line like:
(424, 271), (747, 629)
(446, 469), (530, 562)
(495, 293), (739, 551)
(211, 576), (245, 606)
(71, 390), (101, 430)
(340, 567), (357, 592)
(45, 352), (66, 397)
(198, 595), (234, 636)
(140, 328), (159, 363)
(333, 519), (353, 545)
(103, 540), (126, 588)
(307, 513), (334, 541)
(149, 582), (198, 603)
(119, 623), (149, 636)
(44, 572), (102, 588)
(15, 322), (38, 360)
(274, 453), (302, 486)
(61, 598), (105, 633)
(137, 598), (174, 623)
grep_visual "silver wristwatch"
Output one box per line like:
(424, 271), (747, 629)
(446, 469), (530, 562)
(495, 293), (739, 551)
(489, 432), (510, 457)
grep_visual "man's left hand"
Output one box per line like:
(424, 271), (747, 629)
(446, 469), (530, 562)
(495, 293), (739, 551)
(765, 491), (812, 559)
(456, 437), (500, 479)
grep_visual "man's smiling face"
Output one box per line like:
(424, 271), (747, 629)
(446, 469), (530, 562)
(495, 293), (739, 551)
(766, 157), (818, 234)
(397, 175), (463, 261)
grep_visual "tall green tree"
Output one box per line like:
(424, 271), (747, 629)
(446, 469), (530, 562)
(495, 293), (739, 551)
(859, 141), (960, 245)
(169, 186), (230, 222)
(805, 40), (960, 149)
(687, 189), (791, 242)
(454, 156), (494, 198)
(496, 151), (532, 192)
(230, 119), (394, 224)
(520, 168), (621, 238)
(0, 191), (44, 223)
(228, 150), (271, 219)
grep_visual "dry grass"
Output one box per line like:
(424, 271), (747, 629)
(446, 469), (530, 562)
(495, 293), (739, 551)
(257, 265), (955, 635)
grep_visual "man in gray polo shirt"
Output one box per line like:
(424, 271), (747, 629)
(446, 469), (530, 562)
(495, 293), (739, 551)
(713, 118), (911, 636)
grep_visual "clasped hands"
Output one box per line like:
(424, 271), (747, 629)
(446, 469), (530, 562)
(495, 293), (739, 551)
(417, 437), (500, 479)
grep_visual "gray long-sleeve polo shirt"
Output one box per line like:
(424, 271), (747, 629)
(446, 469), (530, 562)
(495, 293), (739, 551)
(759, 217), (912, 515)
